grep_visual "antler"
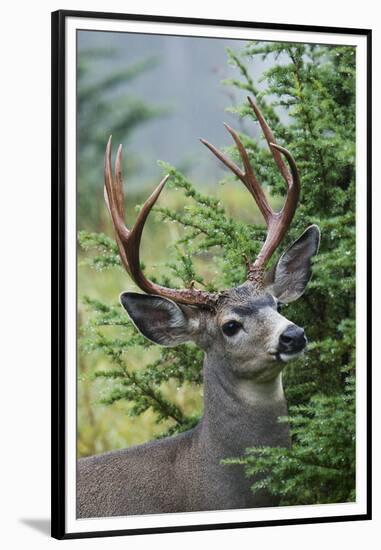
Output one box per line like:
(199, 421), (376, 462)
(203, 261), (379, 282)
(104, 137), (218, 308)
(200, 97), (300, 282)
(105, 98), (299, 305)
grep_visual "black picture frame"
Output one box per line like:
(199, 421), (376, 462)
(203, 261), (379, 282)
(51, 9), (372, 540)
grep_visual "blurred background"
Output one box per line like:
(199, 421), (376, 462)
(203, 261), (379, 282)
(77, 30), (278, 229)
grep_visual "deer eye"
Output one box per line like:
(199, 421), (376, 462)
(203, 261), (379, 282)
(277, 301), (283, 313)
(222, 320), (242, 337)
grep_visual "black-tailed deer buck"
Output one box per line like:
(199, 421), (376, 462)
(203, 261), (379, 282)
(77, 97), (320, 518)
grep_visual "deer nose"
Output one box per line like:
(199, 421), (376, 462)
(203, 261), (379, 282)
(278, 325), (307, 354)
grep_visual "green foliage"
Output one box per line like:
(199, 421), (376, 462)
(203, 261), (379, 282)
(155, 162), (265, 288)
(78, 41), (356, 504)
(78, 231), (121, 270)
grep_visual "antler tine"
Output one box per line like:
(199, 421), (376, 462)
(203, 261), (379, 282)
(122, 173), (169, 290)
(200, 97), (301, 280)
(248, 142), (300, 277)
(269, 142), (300, 220)
(199, 137), (244, 181)
(104, 137), (218, 308)
(114, 143), (125, 219)
(247, 96), (293, 188)
(104, 137), (129, 240)
(104, 137), (131, 275)
(200, 126), (272, 222)
(224, 123), (273, 222)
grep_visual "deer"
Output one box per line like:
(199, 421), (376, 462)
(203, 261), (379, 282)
(77, 97), (320, 519)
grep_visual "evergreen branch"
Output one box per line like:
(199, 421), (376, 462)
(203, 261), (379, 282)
(93, 331), (186, 426)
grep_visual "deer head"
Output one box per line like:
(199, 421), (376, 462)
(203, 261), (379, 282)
(104, 97), (320, 383)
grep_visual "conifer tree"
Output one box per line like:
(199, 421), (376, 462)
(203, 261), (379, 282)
(78, 41), (356, 504)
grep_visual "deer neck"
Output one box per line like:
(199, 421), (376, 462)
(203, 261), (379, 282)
(198, 353), (290, 457)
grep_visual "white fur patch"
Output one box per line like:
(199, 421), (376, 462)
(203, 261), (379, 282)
(279, 351), (304, 362)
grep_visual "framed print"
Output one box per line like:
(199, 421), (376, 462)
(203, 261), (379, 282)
(51, 9), (372, 540)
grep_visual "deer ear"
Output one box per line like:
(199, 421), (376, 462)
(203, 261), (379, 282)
(265, 225), (320, 304)
(120, 292), (199, 346)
